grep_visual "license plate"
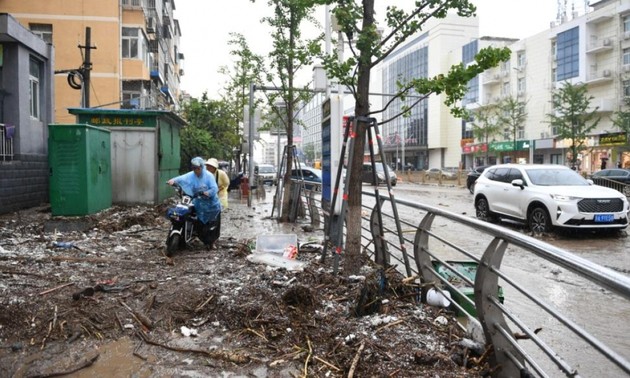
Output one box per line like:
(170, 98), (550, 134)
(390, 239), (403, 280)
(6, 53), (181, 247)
(594, 214), (614, 223)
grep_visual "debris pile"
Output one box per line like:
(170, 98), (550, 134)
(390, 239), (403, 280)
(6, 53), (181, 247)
(0, 203), (490, 376)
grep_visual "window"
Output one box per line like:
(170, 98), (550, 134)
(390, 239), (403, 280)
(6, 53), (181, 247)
(122, 0), (142, 6)
(502, 82), (510, 97)
(556, 27), (579, 80)
(122, 27), (139, 58)
(624, 15), (630, 32)
(29, 23), (53, 44)
(517, 51), (526, 68)
(624, 80), (630, 97)
(623, 48), (630, 66)
(517, 77), (526, 93)
(29, 58), (41, 119)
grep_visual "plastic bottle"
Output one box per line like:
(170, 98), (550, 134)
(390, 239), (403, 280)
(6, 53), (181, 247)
(52, 241), (75, 249)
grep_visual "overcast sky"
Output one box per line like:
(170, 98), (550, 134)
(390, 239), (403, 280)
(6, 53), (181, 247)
(176, 0), (566, 99)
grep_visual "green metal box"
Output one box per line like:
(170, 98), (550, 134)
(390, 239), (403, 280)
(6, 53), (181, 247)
(432, 260), (505, 318)
(48, 124), (112, 216)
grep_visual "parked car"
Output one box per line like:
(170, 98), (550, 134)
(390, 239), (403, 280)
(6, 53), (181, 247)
(591, 168), (630, 184)
(427, 167), (458, 180)
(361, 162), (397, 186)
(290, 167), (322, 191)
(467, 165), (490, 194)
(474, 164), (630, 233)
(254, 164), (277, 186)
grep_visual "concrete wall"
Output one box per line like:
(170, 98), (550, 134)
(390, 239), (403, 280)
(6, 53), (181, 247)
(0, 14), (54, 214)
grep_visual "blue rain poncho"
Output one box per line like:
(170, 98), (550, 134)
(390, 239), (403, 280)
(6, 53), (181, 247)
(170, 161), (221, 224)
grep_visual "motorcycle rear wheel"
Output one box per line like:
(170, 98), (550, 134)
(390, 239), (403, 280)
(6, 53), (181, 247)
(166, 234), (181, 257)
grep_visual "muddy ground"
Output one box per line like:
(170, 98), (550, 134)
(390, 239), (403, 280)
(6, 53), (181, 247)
(0, 195), (490, 377)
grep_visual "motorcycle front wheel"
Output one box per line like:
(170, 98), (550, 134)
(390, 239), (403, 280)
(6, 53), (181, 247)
(166, 234), (181, 257)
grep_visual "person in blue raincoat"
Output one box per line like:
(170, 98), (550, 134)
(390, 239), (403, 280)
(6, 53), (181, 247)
(167, 157), (222, 248)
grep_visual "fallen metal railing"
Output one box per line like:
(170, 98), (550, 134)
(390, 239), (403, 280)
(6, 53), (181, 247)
(357, 191), (630, 377)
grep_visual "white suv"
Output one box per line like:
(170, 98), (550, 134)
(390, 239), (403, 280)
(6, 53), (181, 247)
(473, 164), (630, 233)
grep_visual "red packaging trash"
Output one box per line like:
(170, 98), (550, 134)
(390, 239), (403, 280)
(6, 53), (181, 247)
(283, 244), (298, 259)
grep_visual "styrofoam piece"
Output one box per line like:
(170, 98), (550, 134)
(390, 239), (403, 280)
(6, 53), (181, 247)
(255, 234), (297, 254)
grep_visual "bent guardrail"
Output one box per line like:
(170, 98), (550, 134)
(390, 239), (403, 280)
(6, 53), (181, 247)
(359, 191), (630, 377)
(294, 184), (630, 377)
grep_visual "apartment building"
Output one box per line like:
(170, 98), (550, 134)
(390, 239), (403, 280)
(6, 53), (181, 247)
(463, 0), (630, 172)
(2, 0), (183, 124)
(379, 13), (480, 171)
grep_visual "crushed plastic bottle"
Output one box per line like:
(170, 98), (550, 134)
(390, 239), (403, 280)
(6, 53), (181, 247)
(52, 241), (75, 249)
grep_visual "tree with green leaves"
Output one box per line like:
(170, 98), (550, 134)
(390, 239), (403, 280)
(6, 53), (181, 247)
(315, 1), (510, 274)
(611, 96), (630, 136)
(180, 93), (240, 172)
(468, 104), (501, 164)
(547, 81), (600, 170)
(255, 0), (323, 222)
(497, 96), (527, 160)
(218, 33), (266, 173)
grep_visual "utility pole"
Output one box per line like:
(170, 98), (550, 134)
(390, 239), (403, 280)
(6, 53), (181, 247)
(78, 27), (97, 108)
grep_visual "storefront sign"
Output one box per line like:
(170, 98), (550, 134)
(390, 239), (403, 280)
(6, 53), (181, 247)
(599, 132), (627, 146)
(489, 140), (531, 152)
(460, 138), (474, 147)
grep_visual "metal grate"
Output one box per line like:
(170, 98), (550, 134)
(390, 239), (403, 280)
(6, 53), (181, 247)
(0, 123), (15, 161)
(578, 198), (624, 213)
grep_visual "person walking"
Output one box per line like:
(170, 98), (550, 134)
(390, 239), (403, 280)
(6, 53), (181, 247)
(167, 157), (221, 249)
(205, 158), (230, 209)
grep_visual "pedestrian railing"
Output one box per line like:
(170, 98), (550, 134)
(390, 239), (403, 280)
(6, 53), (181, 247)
(295, 185), (630, 377)
(0, 123), (15, 161)
(591, 177), (630, 198)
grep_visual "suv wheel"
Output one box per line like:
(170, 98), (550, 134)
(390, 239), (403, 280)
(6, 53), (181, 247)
(475, 197), (497, 223)
(528, 206), (551, 233)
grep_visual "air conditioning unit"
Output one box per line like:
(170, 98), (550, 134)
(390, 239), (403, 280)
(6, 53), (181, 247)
(603, 69), (612, 77)
(146, 17), (155, 33)
(603, 38), (611, 46)
(623, 64), (630, 73)
(625, 31), (630, 40)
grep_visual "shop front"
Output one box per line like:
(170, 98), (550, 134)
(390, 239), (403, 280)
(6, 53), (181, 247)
(595, 132), (630, 170)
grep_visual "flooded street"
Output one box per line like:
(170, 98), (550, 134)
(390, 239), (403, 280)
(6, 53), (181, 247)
(388, 181), (630, 376)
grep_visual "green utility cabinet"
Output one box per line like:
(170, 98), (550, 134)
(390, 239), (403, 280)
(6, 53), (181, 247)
(48, 124), (112, 216)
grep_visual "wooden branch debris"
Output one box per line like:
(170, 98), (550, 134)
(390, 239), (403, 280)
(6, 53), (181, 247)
(118, 299), (153, 331)
(137, 330), (250, 364)
(38, 282), (75, 296)
(34, 350), (100, 377)
(194, 294), (214, 313)
(347, 340), (366, 378)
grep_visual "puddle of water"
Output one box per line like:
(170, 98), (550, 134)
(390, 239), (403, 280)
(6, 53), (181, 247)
(69, 337), (151, 378)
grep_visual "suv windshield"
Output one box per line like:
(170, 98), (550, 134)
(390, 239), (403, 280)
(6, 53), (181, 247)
(526, 168), (589, 186)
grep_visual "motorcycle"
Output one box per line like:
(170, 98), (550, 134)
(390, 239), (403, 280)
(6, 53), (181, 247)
(165, 183), (217, 256)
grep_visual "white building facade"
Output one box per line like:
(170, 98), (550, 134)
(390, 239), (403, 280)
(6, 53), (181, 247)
(463, 0), (630, 172)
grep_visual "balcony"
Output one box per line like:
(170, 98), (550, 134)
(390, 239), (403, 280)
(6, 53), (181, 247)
(586, 38), (613, 54)
(586, 12), (612, 24)
(482, 72), (501, 86)
(586, 69), (614, 86)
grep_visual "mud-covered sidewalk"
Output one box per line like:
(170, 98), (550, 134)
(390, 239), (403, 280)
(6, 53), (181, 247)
(0, 189), (488, 377)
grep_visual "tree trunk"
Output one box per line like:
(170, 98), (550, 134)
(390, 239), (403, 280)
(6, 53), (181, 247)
(343, 0), (375, 276)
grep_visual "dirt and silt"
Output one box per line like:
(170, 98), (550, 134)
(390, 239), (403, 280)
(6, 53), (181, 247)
(0, 195), (491, 377)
